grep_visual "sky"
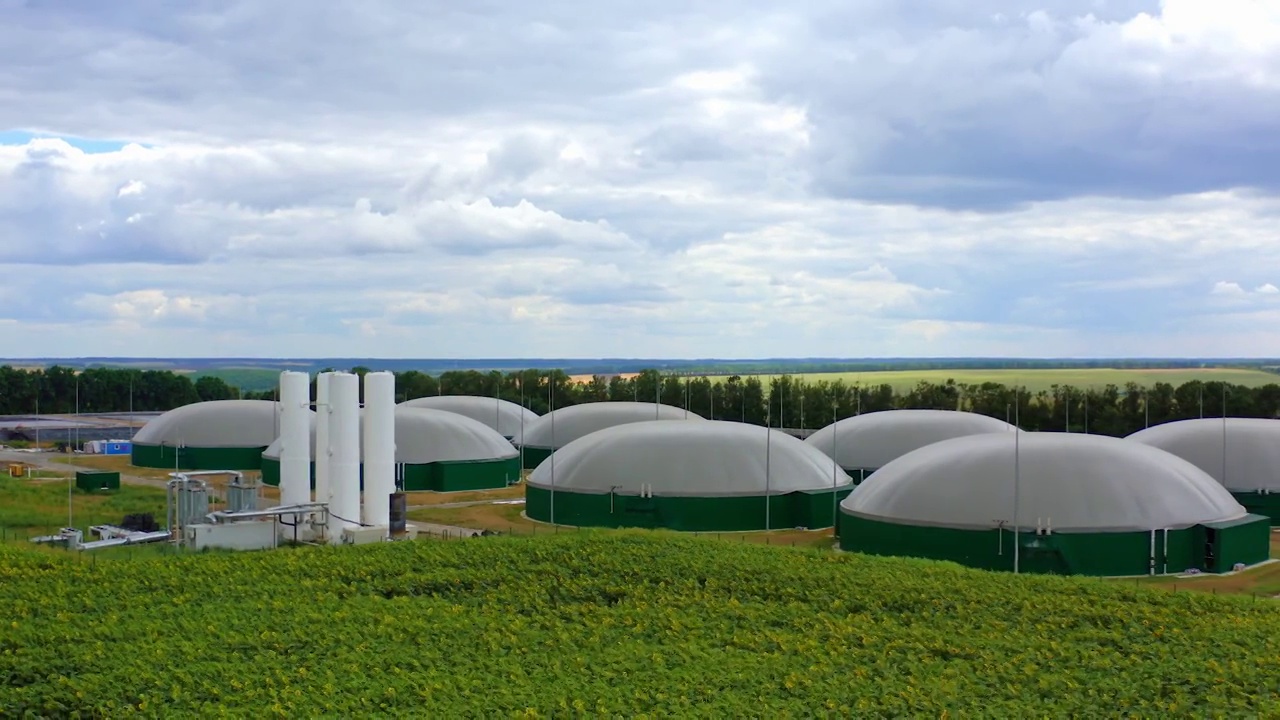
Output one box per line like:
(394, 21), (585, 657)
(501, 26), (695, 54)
(2, 1), (1280, 359)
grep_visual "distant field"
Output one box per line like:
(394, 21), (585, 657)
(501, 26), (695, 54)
(698, 368), (1280, 392)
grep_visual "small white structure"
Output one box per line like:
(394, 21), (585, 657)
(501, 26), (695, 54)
(362, 371), (396, 530)
(277, 371), (312, 516)
(328, 372), (362, 542)
(314, 372), (332, 519)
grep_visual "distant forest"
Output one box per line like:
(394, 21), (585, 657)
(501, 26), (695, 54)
(2, 365), (1278, 438)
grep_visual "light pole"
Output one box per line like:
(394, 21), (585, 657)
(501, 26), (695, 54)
(831, 403), (839, 531)
(549, 372), (556, 525)
(1012, 392), (1021, 574)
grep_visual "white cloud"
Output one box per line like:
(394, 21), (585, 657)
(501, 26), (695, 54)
(3, 2), (1280, 357)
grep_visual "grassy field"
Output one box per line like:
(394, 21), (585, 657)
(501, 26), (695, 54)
(406, 498), (838, 549)
(0, 472), (169, 538)
(4, 532), (1280, 716)
(698, 367), (1280, 392)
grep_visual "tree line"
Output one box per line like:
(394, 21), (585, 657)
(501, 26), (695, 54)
(4, 365), (1278, 439)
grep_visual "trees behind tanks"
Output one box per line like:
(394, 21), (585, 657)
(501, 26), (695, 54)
(3, 364), (1279, 439)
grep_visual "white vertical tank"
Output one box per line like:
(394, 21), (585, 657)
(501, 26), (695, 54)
(278, 371), (311, 511)
(362, 371), (396, 528)
(314, 372), (332, 518)
(327, 372), (362, 541)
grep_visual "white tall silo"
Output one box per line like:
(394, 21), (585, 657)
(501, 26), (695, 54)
(278, 371), (312, 512)
(362, 371), (396, 528)
(314, 372), (332, 518)
(327, 372), (362, 542)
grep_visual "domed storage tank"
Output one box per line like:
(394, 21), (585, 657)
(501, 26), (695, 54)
(262, 407), (519, 492)
(806, 409), (1016, 483)
(518, 401), (703, 469)
(1127, 418), (1280, 524)
(131, 400), (308, 470)
(526, 420), (853, 531)
(838, 432), (1269, 576)
(398, 395), (540, 443)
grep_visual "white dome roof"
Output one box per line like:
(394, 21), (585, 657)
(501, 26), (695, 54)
(521, 401), (703, 450)
(528, 420), (852, 496)
(134, 400), (308, 448)
(841, 432), (1247, 532)
(398, 395), (539, 441)
(263, 407), (516, 464)
(807, 409), (1016, 471)
(395, 407), (517, 464)
(1127, 418), (1280, 492)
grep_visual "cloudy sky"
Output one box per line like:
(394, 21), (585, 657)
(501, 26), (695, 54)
(3, 0), (1280, 359)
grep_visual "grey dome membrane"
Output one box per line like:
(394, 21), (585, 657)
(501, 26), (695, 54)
(394, 407), (517, 464)
(1127, 418), (1280, 492)
(398, 395), (539, 442)
(528, 420), (851, 496)
(134, 400), (306, 448)
(264, 407), (516, 464)
(520, 401), (703, 450)
(841, 432), (1247, 532)
(807, 409), (1016, 471)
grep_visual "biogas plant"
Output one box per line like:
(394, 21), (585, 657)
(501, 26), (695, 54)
(30, 371), (1279, 578)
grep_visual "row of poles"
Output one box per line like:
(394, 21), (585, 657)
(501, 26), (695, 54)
(518, 373), (866, 532)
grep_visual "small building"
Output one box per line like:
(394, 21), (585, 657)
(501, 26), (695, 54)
(1127, 418), (1280, 524)
(398, 395), (540, 443)
(75, 470), (120, 492)
(526, 420), (853, 531)
(131, 400), (309, 471)
(518, 401), (703, 469)
(839, 432), (1270, 576)
(806, 409), (1017, 483)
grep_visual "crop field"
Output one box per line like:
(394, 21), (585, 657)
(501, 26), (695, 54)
(703, 367), (1280, 392)
(3, 532), (1280, 716)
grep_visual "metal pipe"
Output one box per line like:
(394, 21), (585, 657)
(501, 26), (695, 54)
(205, 502), (329, 523)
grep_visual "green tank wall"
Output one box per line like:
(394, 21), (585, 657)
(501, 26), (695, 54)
(260, 457), (317, 489)
(131, 443), (267, 471)
(403, 457), (521, 492)
(1196, 516), (1272, 571)
(525, 486), (852, 531)
(838, 513), (1271, 576)
(261, 457), (519, 493)
(520, 446), (553, 469)
(1232, 491), (1280, 525)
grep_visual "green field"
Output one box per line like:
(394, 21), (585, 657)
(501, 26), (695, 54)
(0, 472), (167, 538)
(2, 532), (1279, 716)
(706, 367), (1280, 392)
